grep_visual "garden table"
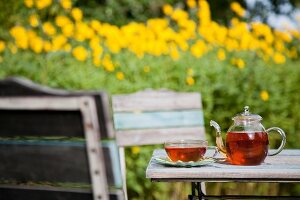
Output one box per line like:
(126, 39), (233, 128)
(146, 149), (300, 199)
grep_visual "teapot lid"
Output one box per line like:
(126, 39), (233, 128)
(232, 106), (262, 121)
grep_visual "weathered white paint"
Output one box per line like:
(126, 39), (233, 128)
(112, 89), (202, 112)
(116, 127), (206, 147)
(146, 149), (300, 181)
(0, 97), (82, 110)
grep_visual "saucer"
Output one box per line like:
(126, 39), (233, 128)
(153, 156), (215, 167)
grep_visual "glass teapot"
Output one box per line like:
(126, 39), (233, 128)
(210, 106), (286, 165)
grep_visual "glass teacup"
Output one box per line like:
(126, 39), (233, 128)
(164, 139), (216, 162)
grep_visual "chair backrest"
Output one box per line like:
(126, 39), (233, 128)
(0, 77), (123, 200)
(0, 77), (114, 139)
(112, 89), (206, 147)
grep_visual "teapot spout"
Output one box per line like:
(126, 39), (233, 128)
(210, 120), (227, 155)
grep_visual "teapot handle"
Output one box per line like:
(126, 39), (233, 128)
(266, 127), (286, 156)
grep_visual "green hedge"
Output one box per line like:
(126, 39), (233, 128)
(0, 48), (299, 198)
(0, 0), (246, 31)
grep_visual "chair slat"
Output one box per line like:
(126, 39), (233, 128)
(102, 141), (122, 189)
(0, 140), (120, 188)
(0, 110), (84, 137)
(112, 90), (202, 112)
(113, 110), (204, 130)
(115, 127), (205, 146)
(0, 185), (123, 200)
(0, 143), (90, 183)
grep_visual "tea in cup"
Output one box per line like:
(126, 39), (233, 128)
(164, 140), (211, 162)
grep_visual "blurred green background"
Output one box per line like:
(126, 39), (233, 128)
(0, 0), (299, 199)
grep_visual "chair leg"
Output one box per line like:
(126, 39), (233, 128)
(119, 147), (128, 200)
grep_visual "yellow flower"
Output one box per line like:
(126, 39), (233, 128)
(102, 54), (115, 72)
(43, 41), (52, 52)
(187, 68), (193, 76)
(143, 65), (150, 73)
(170, 47), (180, 60)
(24, 0), (34, 8)
(92, 46), (103, 58)
(71, 8), (83, 21)
(190, 40), (207, 58)
(90, 20), (102, 31)
(274, 30), (292, 43)
(29, 14), (39, 27)
(27, 30), (37, 40)
(171, 9), (188, 21)
(89, 37), (101, 49)
(186, 76), (195, 86)
(230, 17), (239, 25)
(274, 41), (285, 52)
(64, 43), (71, 52)
(42, 22), (56, 36)
(225, 38), (239, 52)
(52, 35), (67, 50)
(198, 0), (211, 27)
(55, 15), (72, 27)
(29, 36), (43, 53)
(93, 57), (101, 67)
(62, 23), (74, 37)
(260, 90), (269, 101)
(187, 0), (196, 8)
(0, 41), (5, 53)
(290, 30), (300, 39)
(217, 49), (226, 61)
(131, 146), (140, 154)
(273, 52), (286, 64)
(60, 0), (72, 10)
(163, 4), (173, 16)
(116, 72), (125, 80)
(10, 26), (28, 49)
(36, 0), (52, 10)
(230, 2), (246, 17)
(72, 46), (88, 61)
(236, 58), (245, 69)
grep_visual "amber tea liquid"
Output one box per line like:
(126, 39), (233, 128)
(226, 131), (269, 165)
(165, 146), (206, 162)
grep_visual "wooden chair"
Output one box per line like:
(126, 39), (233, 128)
(0, 78), (123, 200)
(112, 89), (206, 199)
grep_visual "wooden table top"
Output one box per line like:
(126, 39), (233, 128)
(146, 149), (300, 182)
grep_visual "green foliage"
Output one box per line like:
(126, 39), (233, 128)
(75, 0), (241, 26)
(75, 0), (172, 26)
(0, 0), (247, 30)
(0, 0), (25, 40)
(0, 48), (299, 198)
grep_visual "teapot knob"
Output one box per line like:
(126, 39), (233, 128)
(244, 106), (250, 115)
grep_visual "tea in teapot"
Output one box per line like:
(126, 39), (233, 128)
(210, 106), (286, 165)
